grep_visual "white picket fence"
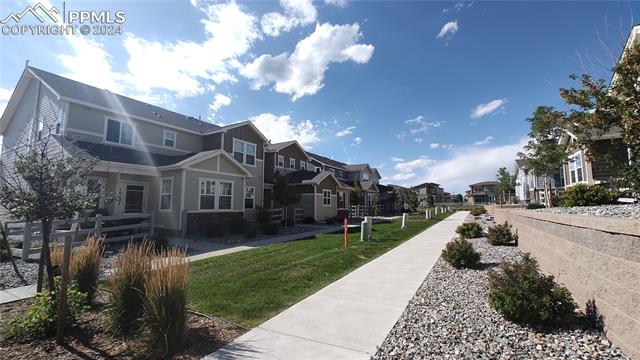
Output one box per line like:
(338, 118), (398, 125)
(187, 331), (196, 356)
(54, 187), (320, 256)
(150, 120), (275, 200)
(4, 212), (156, 260)
(267, 208), (304, 224)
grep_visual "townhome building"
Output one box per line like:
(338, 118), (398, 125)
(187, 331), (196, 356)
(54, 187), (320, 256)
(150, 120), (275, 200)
(412, 182), (445, 205)
(514, 159), (564, 204)
(466, 181), (500, 204)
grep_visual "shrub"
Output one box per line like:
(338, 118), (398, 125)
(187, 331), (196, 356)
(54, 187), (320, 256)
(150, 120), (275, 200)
(71, 236), (103, 302)
(147, 233), (169, 252)
(142, 248), (189, 356)
(526, 203), (546, 210)
(487, 255), (577, 325)
(441, 238), (481, 269)
(0, 230), (11, 261)
(561, 184), (619, 207)
(469, 207), (487, 216)
(486, 222), (518, 246)
(106, 241), (153, 334)
(256, 208), (271, 225)
(206, 222), (226, 238)
(7, 278), (88, 338)
(455, 222), (483, 239)
(228, 217), (249, 234)
(244, 226), (257, 239)
(302, 216), (315, 224)
(261, 222), (279, 235)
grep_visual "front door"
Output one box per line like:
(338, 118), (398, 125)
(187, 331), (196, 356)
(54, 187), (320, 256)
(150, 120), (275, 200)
(124, 184), (145, 213)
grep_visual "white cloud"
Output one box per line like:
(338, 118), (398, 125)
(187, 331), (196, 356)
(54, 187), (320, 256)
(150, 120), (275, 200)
(414, 138), (424, 143)
(57, 2), (259, 104)
(390, 157), (405, 162)
(410, 122), (442, 135)
(241, 22), (374, 100)
(436, 20), (459, 39)
(405, 115), (424, 124)
(250, 113), (320, 148)
(430, 143), (440, 149)
(353, 136), (363, 145)
(473, 135), (493, 146)
(389, 157), (436, 182)
(471, 98), (508, 118)
(0, 87), (12, 117)
(209, 93), (232, 116)
(442, 2), (473, 13)
(335, 126), (355, 137)
(261, 0), (317, 37)
(394, 138), (527, 192)
(324, 0), (349, 7)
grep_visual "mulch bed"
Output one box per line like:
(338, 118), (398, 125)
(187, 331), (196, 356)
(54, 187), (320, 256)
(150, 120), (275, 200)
(0, 290), (246, 359)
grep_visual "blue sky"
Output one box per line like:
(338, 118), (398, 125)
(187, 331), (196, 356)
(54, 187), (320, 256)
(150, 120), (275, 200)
(0, 0), (637, 193)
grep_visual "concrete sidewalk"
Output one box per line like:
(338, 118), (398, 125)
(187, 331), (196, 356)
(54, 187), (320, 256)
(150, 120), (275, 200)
(209, 211), (468, 360)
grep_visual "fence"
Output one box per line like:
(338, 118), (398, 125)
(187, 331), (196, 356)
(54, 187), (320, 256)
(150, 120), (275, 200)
(266, 208), (304, 224)
(4, 212), (156, 261)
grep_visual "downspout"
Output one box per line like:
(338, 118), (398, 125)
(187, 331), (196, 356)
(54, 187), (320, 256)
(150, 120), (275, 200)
(313, 184), (317, 221)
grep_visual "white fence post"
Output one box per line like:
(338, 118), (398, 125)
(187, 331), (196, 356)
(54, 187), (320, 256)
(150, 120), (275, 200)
(360, 219), (368, 241)
(94, 214), (103, 238)
(401, 213), (408, 229)
(22, 222), (31, 261)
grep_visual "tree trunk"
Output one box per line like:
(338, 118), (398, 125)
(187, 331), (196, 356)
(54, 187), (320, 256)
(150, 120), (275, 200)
(41, 219), (55, 291)
(0, 225), (26, 285)
(56, 228), (74, 344)
(544, 177), (551, 208)
(36, 242), (45, 292)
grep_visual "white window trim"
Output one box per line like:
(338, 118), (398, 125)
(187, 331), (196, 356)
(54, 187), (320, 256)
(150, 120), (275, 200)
(277, 154), (285, 168)
(104, 117), (135, 147)
(567, 151), (586, 185)
(323, 189), (332, 207)
(300, 160), (306, 170)
(245, 185), (255, 209)
(197, 177), (235, 211)
(163, 130), (177, 148)
(159, 177), (173, 212)
(232, 138), (257, 167)
(290, 158), (296, 170)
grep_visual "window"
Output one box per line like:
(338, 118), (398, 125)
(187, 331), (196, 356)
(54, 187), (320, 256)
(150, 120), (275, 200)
(362, 172), (370, 180)
(290, 158), (296, 170)
(568, 152), (584, 184)
(163, 130), (176, 148)
(199, 179), (216, 210)
(323, 190), (331, 206)
(329, 168), (335, 175)
(300, 160), (306, 170)
(245, 186), (255, 209)
(106, 119), (133, 145)
(315, 166), (321, 173)
(160, 178), (172, 210)
(336, 170), (343, 179)
(233, 139), (256, 165)
(219, 182), (233, 209)
(277, 155), (285, 167)
(87, 178), (103, 209)
(54, 107), (63, 134)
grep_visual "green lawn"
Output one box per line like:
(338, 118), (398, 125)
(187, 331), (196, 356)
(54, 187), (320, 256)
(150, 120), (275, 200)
(187, 212), (454, 328)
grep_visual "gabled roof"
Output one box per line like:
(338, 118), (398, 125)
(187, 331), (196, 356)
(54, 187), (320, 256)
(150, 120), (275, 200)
(204, 120), (270, 144)
(26, 66), (220, 134)
(344, 163), (370, 172)
(266, 140), (311, 160)
(285, 170), (339, 186)
(307, 152), (348, 170)
(515, 159), (526, 169)
(469, 180), (500, 186)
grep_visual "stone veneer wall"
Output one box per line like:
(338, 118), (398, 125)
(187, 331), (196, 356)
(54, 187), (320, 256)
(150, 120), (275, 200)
(485, 206), (640, 360)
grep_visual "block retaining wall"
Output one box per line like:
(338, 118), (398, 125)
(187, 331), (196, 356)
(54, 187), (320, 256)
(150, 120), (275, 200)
(485, 206), (640, 359)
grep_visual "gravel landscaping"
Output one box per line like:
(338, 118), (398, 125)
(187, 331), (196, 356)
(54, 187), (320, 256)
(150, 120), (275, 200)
(373, 217), (629, 359)
(530, 204), (640, 219)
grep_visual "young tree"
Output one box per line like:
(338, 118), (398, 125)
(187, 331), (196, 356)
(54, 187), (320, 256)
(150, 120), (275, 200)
(559, 42), (640, 198)
(406, 189), (419, 212)
(496, 167), (518, 204)
(388, 187), (399, 214)
(517, 106), (569, 207)
(350, 181), (364, 206)
(272, 172), (301, 227)
(0, 126), (97, 291)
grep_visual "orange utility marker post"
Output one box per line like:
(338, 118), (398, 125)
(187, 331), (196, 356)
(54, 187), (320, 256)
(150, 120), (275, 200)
(343, 217), (349, 247)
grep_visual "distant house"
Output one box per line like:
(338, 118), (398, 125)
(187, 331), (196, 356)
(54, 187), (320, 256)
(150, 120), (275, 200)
(466, 181), (500, 204)
(514, 159), (564, 204)
(412, 182), (445, 205)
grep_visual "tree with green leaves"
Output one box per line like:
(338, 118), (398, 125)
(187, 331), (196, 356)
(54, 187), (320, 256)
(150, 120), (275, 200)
(0, 126), (97, 292)
(388, 187), (399, 214)
(350, 181), (363, 206)
(272, 172), (301, 227)
(496, 167), (518, 205)
(406, 189), (419, 212)
(517, 106), (570, 207)
(558, 42), (640, 198)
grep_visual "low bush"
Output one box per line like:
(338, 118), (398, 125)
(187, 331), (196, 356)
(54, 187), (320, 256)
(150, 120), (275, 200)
(244, 226), (257, 239)
(72, 236), (103, 303)
(106, 241), (153, 334)
(0, 228), (11, 261)
(302, 216), (315, 224)
(206, 222), (226, 238)
(561, 184), (619, 207)
(142, 248), (189, 356)
(526, 203), (546, 210)
(441, 238), (481, 269)
(6, 278), (88, 338)
(469, 207), (487, 216)
(455, 222), (483, 239)
(228, 217), (249, 234)
(256, 208), (271, 225)
(261, 222), (279, 235)
(487, 255), (577, 325)
(486, 222), (518, 246)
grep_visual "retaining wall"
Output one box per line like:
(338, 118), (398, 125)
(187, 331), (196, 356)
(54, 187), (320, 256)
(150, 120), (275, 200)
(486, 206), (640, 359)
